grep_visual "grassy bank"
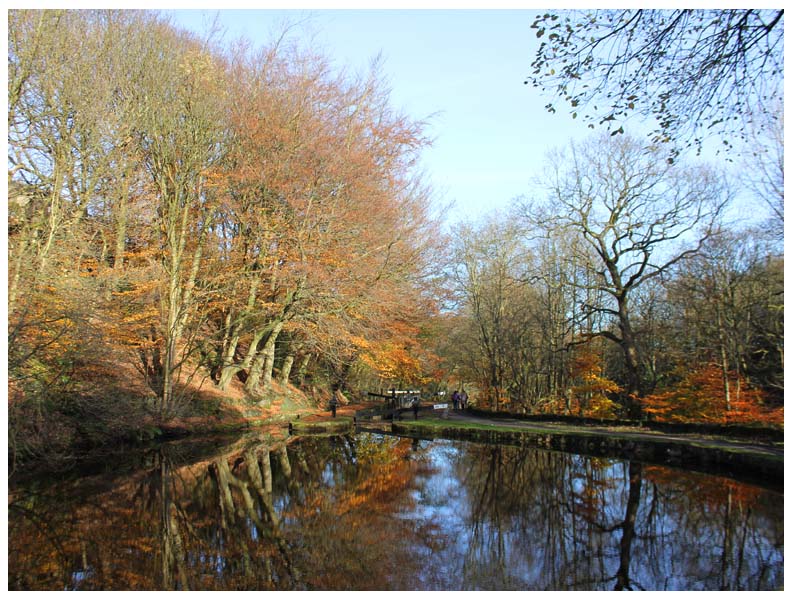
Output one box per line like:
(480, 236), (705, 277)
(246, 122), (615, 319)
(465, 407), (784, 443)
(288, 416), (355, 435)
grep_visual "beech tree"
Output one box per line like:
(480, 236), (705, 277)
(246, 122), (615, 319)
(122, 20), (230, 415)
(210, 43), (436, 398)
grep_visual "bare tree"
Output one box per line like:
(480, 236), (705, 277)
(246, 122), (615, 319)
(524, 133), (731, 418)
(451, 215), (528, 410)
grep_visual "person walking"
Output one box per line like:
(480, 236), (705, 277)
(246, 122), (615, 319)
(452, 390), (460, 411)
(329, 386), (340, 418)
(459, 389), (468, 410)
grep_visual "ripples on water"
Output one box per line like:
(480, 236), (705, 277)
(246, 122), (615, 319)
(8, 432), (784, 590)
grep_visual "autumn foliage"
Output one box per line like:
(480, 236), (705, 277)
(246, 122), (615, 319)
(7, 10), (444, 463)
(6, 10), (783, 468)
(568, 344), (622, 419)
(643, 363), (783, 426)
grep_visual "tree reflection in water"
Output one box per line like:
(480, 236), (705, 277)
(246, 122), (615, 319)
(8, 433), (784, 590)
(455, 443), (782, 590)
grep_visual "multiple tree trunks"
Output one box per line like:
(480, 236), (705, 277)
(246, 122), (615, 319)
(8, 9), (440, 428)
(449, 132), (782, 420)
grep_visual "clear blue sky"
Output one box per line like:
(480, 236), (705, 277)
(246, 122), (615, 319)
(166, 7), (771, 228)
(168, 8), (590, 223)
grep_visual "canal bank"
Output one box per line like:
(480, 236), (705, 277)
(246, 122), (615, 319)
(383, 413), (783, 491)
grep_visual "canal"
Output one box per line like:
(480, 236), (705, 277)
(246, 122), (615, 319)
(8, 430), (783, 590)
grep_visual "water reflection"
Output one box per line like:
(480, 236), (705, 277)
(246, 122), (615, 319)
(8, 433), (783, 590)
(452, 443), (783, 590)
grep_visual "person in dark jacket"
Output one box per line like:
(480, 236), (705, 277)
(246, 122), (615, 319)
(329, 387), (340, 418)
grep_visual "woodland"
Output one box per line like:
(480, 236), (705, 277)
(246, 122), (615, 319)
(7, 10), (784, 468)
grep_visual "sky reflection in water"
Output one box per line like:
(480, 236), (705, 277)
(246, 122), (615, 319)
(8, 432), (783, 590)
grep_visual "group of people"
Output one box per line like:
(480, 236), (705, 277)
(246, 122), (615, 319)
(451, 389), (468, 411)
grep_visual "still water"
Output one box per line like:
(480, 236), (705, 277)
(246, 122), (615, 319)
(8, 431), (783, 590)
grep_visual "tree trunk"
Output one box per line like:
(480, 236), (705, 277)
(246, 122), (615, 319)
(279, 353), (295, 385)
(715, 305), (732, 412)
(262, 322), (285, 387)
(621, 339), (642, 419)
(160, 251), (183, 415)
(245, 320), (284, 394)
(262, 347), (276, 389)
(296, 353), (312, 385)
(114, 175), (128, 269)
(217, 276), (262, 387)
(244, 351), (266, 396)
(8, 229), (33, 316)
(217, 331), (241, 390)
(220, 327), (265, 391)
(617, 296), (643, 420)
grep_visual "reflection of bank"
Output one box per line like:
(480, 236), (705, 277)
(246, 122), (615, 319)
(136, 436), (302, 590)
(8, 433), (784, 591)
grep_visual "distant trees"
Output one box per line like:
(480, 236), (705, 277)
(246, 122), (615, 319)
(666, 230), (784, 402)
(526, 9), (784, 156)
(451, 217), (528, 411)
(442, 133), (782, 424)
